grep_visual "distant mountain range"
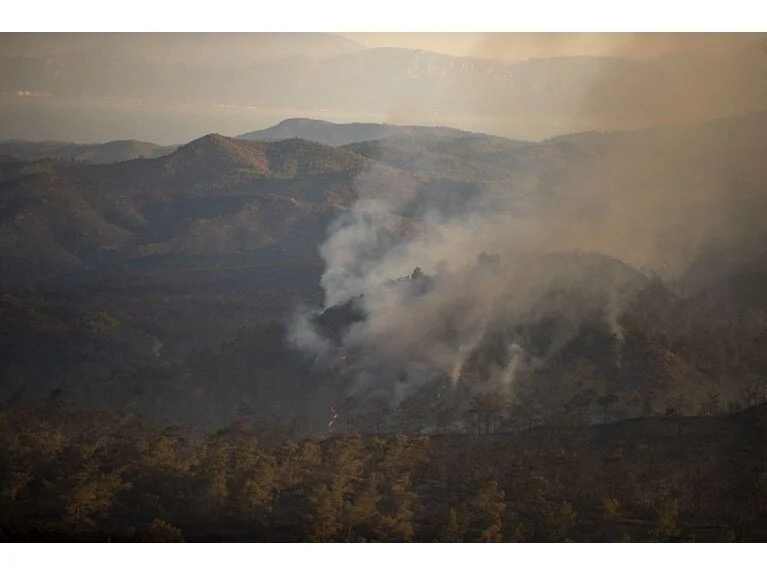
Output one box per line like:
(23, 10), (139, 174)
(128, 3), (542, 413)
(2, 36), (766, 139)
(0, 139), (173, 164)
(0, 118), (521, 163)
(2, 112), (765, 291)
(1, 111), (765, 427)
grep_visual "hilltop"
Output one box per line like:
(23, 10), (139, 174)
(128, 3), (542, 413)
(238, 118), (478, 146)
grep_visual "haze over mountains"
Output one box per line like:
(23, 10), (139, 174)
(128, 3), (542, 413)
(238, 118), (478, 146)
(4, 110), (764, 290)
(2, 33), (766, 143)
(1, 107), (766, 432)
(3, 31), (767, 545)
(0, 34), (765, 424)
(0, 139), (173, 163)
(0, 118), (493, 164)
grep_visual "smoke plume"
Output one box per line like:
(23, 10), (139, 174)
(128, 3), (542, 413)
(289, 34), (767, 409)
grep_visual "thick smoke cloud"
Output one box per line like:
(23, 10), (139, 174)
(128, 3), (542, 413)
(291, 185), (643, 407)
(465, 33), (767, 134)
(289, 34), (767, 409)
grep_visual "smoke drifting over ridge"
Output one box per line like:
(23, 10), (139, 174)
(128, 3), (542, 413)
(290, 34), (767, 408)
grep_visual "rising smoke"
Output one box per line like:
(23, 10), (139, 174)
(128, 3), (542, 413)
(289, 34), (767, 410)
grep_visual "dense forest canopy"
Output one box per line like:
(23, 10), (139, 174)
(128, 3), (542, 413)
(2, 400), (766, 542)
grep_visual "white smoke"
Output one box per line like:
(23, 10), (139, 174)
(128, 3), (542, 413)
(290, 180), (639, 408)
(288, 35), (767, 410)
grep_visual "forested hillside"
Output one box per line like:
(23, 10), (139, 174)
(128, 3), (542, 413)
(1, 114), (766, 542)
(2, 400), (765, 542)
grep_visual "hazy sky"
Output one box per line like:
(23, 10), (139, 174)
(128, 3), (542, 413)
(341, 33), (760, 60)
(2, 32), (760, 62)
(1, 32), (765, 144)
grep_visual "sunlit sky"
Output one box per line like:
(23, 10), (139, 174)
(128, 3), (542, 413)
(340, 33), (759, 60)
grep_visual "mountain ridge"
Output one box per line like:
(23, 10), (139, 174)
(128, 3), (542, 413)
(238, 118), (483, 146)
(0, 139), (173, 164)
